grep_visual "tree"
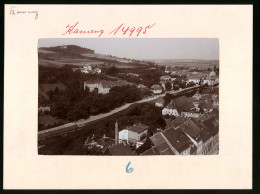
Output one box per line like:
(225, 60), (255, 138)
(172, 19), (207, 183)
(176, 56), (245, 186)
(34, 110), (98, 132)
(165, 82), (172, 91)
(173, 84), (180, 90)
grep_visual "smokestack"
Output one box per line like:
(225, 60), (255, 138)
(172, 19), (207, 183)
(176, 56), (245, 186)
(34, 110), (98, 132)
(115, 120), (119, 145)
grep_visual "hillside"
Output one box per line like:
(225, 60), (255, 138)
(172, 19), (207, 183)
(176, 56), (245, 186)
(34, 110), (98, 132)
(149, 59), (219, 70)
(38, 45), (154, 69)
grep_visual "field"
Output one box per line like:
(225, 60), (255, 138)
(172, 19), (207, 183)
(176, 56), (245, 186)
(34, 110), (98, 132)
(38, 48), (148, 69)
(150, 59), (219, 70)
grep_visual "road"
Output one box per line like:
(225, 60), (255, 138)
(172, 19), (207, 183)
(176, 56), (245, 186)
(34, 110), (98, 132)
(39, 85), (202, 135)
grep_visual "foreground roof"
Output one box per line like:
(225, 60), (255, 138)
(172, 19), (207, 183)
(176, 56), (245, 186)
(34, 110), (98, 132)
(163, 128), (191, 153)
(107, 143), (134, 155)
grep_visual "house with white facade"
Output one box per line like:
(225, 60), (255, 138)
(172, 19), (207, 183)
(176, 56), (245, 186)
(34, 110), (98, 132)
(151, 85), (162, 94)
(119, 123), (149, 145)
(162, 96), (198, 117)
(84, 80), (132, 94)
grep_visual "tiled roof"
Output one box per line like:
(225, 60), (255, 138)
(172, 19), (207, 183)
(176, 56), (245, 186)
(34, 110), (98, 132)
(203, 116), (219, 133)
(165, 117), (186, 128)
(163, 128), (191, 153)
(179, 119), (203, 141)
(155, 97), (165, 104)
(107, 143), (134, 155)
(149, 133), (175, 155)
(165, 96), (195, 113)
(201, 88), (218, 95)
(126, 123), (149, 134)
(100, 80), (131, 88)
(140, 147), (160, 155)
(84, 80), (100, 84)
(151, 85), (162, 90)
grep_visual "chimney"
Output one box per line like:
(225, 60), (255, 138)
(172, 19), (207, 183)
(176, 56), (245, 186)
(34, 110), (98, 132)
(115, 120), (119, 145)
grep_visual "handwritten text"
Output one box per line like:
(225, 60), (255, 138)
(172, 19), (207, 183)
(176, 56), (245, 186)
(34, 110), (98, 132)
(126, 161), (134, 173)
(62, 22), (155, 37)
(9, 6), (38, 20)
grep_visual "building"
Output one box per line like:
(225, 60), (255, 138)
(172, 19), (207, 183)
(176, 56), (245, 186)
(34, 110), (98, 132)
(84, 81), (100, 92)
(84, 80), (132, 94)
(38, 106), (51, 113)
(154, 98), (165, 107)
(105, 142), (134, 155)
(163, 128), (192, 155)
(137, 84), (147, 89)
(165, 117), (186, 129)
(160, 81), (173, 90)
(162, 96), (198, 117)
(148, 128), (193, 155)
(151, 85), (162, 94)
(149, 132), (175, 155)
(84, 136), (114, 152)
(178, 115), (219, 155)
(204, 70), (219, 86)
(93, 68), (102, 74)
(119, 123), (149, 144)
(178, 119), (205, 154)
(160, 75), (172, 81)
(192, 91), (203, 100)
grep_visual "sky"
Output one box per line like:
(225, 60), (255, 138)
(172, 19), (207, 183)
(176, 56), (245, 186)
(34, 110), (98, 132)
(38, 38), (219, 60)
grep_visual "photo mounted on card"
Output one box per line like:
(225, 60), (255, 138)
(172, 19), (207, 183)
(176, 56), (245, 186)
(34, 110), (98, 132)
(4, 5), (252, 189)
(37, 38), (219, 156)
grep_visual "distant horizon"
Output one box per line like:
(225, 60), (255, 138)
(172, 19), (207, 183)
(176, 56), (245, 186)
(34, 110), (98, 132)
(38, 38), (219, 60)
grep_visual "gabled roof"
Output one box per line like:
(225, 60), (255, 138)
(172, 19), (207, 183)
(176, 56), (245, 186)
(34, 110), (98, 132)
(149, 133), (175, 155)
(126, 123), (149, 134)
(100, 80), (131, 88)
(203, 116), (219, 133)
(179, 119), (203, 141)
(163, 128), (191, 153)
(140, 147), (160, 155)
(160, 75), (171, 80)
(201, 88), (218, 95)
(151, 85), (162, 90)
(165, 96), (195, 113)
(155, 97), (165, 104)
(84, 80), (100, 85)
(179, 118), (215, 143)
(165, 117), (186, 128)
(107, 143), (134, 155)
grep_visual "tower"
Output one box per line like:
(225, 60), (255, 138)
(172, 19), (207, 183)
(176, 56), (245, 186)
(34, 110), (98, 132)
(115, 120), (119, 145)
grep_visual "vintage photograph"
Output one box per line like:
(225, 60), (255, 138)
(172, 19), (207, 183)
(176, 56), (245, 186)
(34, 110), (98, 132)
(38, 38), (219, 155)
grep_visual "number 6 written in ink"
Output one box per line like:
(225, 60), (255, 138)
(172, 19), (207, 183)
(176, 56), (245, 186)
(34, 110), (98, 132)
(126, 161), (134, 173)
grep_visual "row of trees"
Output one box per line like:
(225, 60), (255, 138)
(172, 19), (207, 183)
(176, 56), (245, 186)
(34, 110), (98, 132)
(48, 84), (147, 122)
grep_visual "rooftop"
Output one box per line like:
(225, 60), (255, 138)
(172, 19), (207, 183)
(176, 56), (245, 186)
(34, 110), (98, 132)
(165, 96), (195, 113)
(125, 123), (149, 134)
(151, 85), (162, 91)
(165, 117), (186, 128)
(107, 143), (134, 155)
(140, 147), (160, 155)
(149, 132), (175, 155)
(163, 128), (191, 153)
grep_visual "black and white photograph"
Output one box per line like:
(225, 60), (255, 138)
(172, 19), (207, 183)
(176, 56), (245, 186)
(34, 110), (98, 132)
(38, 38), (219, 155)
